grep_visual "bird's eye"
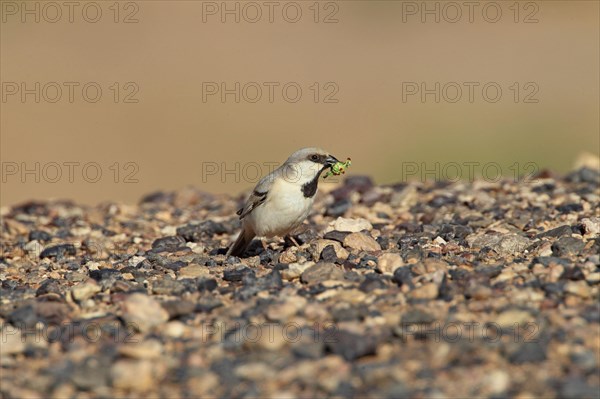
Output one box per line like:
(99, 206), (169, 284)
(311, 154), (319, 161)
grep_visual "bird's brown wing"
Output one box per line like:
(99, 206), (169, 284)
(236, 165), (280, 220)
(237, 190), (267, 220)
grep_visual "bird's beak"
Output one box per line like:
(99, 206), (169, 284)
(325, 155), (339, 166)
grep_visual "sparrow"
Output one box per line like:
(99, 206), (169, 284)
(227, 147), (339, 257)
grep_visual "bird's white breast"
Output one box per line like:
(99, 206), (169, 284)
(245, 177), (315, 238)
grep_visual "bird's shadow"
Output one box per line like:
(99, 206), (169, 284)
(220, 226), (317, 258)
(236, 236), (300, 258)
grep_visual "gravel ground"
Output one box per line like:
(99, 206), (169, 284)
(1, 168), (599, 398)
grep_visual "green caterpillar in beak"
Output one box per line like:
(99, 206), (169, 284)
(323, 158), (351, 179)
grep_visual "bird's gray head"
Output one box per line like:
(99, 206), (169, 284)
(285, 147), (338, 166)
(281, 147), (339, 187)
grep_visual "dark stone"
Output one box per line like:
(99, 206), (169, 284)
(112, 281), (134, 293)
(40, 244), (76, 259)
(330, 176), (374, 201)
(161, 300), (195, 319)
(217, 286), (235, 295)
(51, 316), (120, 345)
(437, 274), (456, 301)
(531, 182), (555, 193)
(197, 277), (218, 292)
(274, 263), (289, 270)
(325, 330), (378, 361)
(537, 225), (572, 238)
(344, 175), (374, 191)
(178, 279), (198, 293)
(507, 341), (547, 364)
(344, 270), (363, 283)
(560, 378), (599, 399)
(176, 221), (228, 242)
(393, 266), (414, 288)
(118, 266), (144, 278)
(195, 298), (222, 313)
(301, 262), (344, 284)
(152, 277), (186, 295)
(12, 201), (48, 216)
(404, 247), (424, 263)
(210, 358), (239, 387)
(150, 236), (187, 253)
(67, 262), (81, 271)
(293, 229), (319, 245)
(401, 309), (436, 324)
(164, 261), (187, 271)
(359, 273), (387, 292)
(70, 355), (111, 390)
(239, 298), (271, 319)
(357, 255), (379, 269)
(376, 236), (391, 250)
(65, 271), (88, 283)
(96, 226), (116, 236)
(251, 275), (272, 299)
(334, 382), (356, 398)
(8, 301), (69, 329)
(320, 245), (339, 263)
(292, 333), (324, 359)
(428, 195), (455, 208)
(29, 230), (52, 242)
(332, 305), (368, 322)
(561, 266), (585, 281)
(258, 269), (283, 291)
(7, 304), (38, 329)
(225, 256), (240, 265)
(361, 188), (385, 206)
(475, 265), (503, 279)
(2, 279), (19, 290)
(23, 345), (48, 359)
(326, 198), (352, 217)
(552, 237), (585, 256)
(438, 224), (473, 241)
(53, 228), (72, 239)
(34, 301), (70, 325)
(582, 304), (600, 323)
(531, 256), (571, 268)
(542, 282), (565, 297)
(259, 248), (278, 265)
(297, 284), (328, 298)
(209, 247), (228, 256)
(570, 351), (597, 372)
(223, 266), (254, 282)
(388, 182), (408, 192)
(233, 276), (261, 300)
(397, 222), (423, 234)
(296, 250), (312, 260)
(36, 279), (62, 297)
(566, 167), (600, 184)
(89, 269), (121, 290)
(323, 230), (350, 244)
(590, 237), (600, 254)
(556, 203), (584, 213)
(380, 383), (411, 399)
(140, 191), (173, 204)
(419, 213), (435, 224)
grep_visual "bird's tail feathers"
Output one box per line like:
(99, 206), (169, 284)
(226, 228), (255, 257)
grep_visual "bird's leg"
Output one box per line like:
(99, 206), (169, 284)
(285, 235), (301, 248)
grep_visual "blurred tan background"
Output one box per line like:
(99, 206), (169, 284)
(1, 0), (598, 206)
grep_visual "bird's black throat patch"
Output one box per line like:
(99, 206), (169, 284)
(301, 167), (327, 198)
